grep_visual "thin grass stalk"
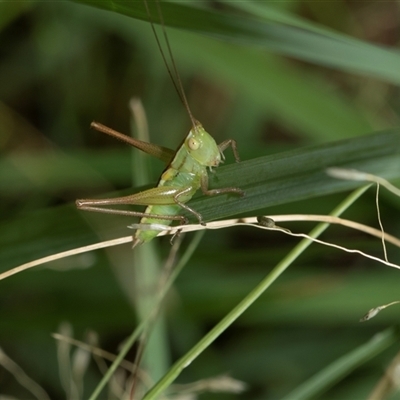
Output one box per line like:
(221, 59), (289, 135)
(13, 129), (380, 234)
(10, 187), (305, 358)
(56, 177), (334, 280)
(88, 230), (205, 400)
(142, 185), (370, 399)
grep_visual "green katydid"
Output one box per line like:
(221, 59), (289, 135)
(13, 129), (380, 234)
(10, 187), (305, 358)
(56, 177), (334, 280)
(76, 2), (244, 248)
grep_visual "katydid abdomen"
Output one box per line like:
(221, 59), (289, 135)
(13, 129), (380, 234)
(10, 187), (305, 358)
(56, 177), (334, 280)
(133, 173), (201, 246)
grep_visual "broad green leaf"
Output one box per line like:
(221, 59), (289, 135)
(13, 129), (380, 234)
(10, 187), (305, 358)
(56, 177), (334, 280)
(1, 129), (399, 271)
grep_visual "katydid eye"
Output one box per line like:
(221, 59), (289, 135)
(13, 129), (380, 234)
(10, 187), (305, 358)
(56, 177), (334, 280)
(187, 137), (200, 150)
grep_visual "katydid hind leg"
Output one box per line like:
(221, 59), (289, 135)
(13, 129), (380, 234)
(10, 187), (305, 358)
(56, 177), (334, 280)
(76, 185), (193, 209)
(76, 203), (188, 223)
(76, 184), (203, 224)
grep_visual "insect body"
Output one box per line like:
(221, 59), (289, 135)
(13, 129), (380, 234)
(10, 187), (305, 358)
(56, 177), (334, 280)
(76, 121), (244, 247)
(76, 0), (244, 246)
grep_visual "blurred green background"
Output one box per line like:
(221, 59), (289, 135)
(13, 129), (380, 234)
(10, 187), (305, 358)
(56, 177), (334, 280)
(1, 1), (400, 399)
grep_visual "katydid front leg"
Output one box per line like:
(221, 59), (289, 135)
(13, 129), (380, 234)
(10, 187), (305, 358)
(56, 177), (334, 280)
(200, 173), (245, 198)
(218, 139), (241, 163)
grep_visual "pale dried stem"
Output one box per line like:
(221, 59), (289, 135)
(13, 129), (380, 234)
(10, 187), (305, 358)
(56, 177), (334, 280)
(2, 213), (400, 281)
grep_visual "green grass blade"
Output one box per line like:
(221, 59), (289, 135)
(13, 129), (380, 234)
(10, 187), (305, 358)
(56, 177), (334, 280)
(69, 0), (400, 84)
(189, 129), (400, 222)
(88, 231), (205, 400)
(142, 186), (369, 399)
(1, 129), (399, 272)
(282, 328), (399, 400)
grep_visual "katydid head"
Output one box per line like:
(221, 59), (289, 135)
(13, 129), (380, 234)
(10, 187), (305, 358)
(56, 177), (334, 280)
(185, 123), (221, 167)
